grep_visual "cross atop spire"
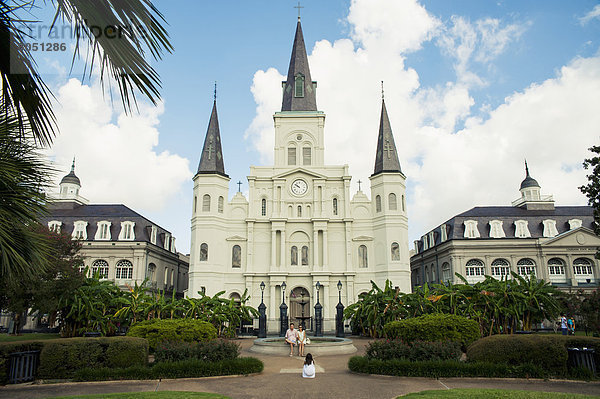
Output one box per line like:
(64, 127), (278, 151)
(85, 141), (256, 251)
(71, 156), (76, 172)
(525, 159), (530, 177)
(381, 80), (384, 100)
(197, 93), (228, 177)
(294, 1), (304, 21)
(372, 94), (402, 176)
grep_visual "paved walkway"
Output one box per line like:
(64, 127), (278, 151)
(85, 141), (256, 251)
(1, 338), (600, 399)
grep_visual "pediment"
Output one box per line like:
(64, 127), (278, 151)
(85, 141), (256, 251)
(352, 235), (374, 241)
(541, 227), (600, 247)
(226, 235), (247, 241)
(272, 168), (328, 180)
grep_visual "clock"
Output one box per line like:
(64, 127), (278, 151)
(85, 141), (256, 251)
(291, 179), (308, 196)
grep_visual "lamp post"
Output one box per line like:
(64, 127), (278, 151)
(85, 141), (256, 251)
(314, 281), (323, 337)
(279, 281), (288, 337)
(336, 280), (345, 337)
(258, 281), (266, 338)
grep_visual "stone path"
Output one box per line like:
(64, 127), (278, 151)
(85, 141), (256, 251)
(1, 337), (600, 399)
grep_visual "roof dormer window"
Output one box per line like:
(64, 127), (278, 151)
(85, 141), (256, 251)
(294, 73), (305, 98)
(150, 226), (158, 245)
(119, 221), (135, 241)
(72, 221), (88, 240)
(542, 219), (559, 237)
(440, 224), (448, 242)
(48, 221), (62, 233)
(489, 220), (505, 238)
(568, 219), (582, 230)
(464, 220), (480, 238)
(514, 220), (531, 238)
(95, 221), (112, 240)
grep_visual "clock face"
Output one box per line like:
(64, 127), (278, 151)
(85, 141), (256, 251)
(291, 179), (308, 196)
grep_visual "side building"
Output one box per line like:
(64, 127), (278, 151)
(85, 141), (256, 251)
(410, 163), (599, 292)
(41, 161), (189, 296)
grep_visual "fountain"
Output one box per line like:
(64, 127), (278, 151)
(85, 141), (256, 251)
(249, 336), (357, 356)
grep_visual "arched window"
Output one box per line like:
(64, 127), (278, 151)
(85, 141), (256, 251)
(261, 198), (267, 216)
(424, 266), (429, 283)
(332, 198), (338, 215)
(294, 73), (305, 97)
(431, 264), (436, 282)
(218, 196), (224, 213)
(302, 146), (311, 165)
(288, 147), (297, 165)
(193, 196), (197, 213)
(548, 258), (565, 275)
(291, 246), (298, 266)
(116, 259), (133, 279)
(200, 243), (208, 261)
(202, 194), (210, 212)
(465, 259), (484, 277)
(148, 263), (156, 282)
(358, 245), (368, 268)
(391, 242), (400, 261)
(375, 195), (382, 213)
(573, 258), (593, 275)
(297, 205), (302, 217)
(232, 245), (241, 268)
(402, 195), (405, 211)
(517, 258), (536, 276)
(388, 193), (397, 210)
(491, 258), (510, 278)
(301, 246), (309, 266)
(92, 259), (109, 279)
(442, 262), (451, 282)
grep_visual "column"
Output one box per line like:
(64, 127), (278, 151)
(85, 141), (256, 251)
(246, 222), (254, 272)
(269, 283), (276, 323)
(323, 229), (329, 269)
(565, 254), (576, 286)
(280, 228), (286, 268)
(271, 230), (277, 270)
(313, 229), (319, 267)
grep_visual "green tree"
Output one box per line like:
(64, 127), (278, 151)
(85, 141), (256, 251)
(580, 144), (600, 257)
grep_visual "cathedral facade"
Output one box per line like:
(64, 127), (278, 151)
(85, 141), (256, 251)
(189, 20), (410, 332)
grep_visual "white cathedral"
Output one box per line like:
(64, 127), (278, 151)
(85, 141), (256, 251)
(189, 19), (410, 332)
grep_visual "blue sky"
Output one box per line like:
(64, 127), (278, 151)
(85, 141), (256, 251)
(29, 0), (600, 253)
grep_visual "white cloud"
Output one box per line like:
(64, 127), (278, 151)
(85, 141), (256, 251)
(48, 78), (192, 211)
(245, 0), (596, 248)
(580, 4), (600, 25)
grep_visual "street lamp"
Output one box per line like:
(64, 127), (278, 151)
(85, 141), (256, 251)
(279, 281), (288, 337)
(258, 281), (266, 338)
(314, 281), (323, 337)
(336, 280), (344, 337)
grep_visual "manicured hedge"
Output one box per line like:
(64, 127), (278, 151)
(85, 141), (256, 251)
(127, 319), (217, 352)
(384, 314), (480, 348)
(73, 357), (264, 381)
(366, 340), (462, 361)
(0, 337), (148, 383)
(348, 356), (547, 379)
(155, 340), (240, 363)
(467, 334), (600, 377)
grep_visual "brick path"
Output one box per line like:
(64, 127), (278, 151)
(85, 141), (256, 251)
(1, 337), (599, 399)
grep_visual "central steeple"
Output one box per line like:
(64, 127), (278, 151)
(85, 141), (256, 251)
(197, 94), (227, 178)
(281, 19), (317, 111)
(372, 96), (402, 176)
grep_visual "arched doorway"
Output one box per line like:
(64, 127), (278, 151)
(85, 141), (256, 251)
(289, 287), (311, 330)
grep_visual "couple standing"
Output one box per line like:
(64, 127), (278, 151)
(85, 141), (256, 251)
(284, 323), (308, 357)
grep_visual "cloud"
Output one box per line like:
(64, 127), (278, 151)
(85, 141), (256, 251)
(580, 4), (600, 25)
(245, 0), (596, 248)
(47, 78), (192, 211)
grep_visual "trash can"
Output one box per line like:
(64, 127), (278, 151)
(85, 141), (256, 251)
(83, 331), (101, 337)
(567, 347), (596, 375)
(8, 350), (40, 384)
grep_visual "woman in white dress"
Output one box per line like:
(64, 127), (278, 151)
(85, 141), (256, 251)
(302, 353), (315, 378)
(297, 324), (307, 357)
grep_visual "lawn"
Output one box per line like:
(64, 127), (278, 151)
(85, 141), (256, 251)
(0, 333), (60, 342)
(49, 392), (229, 399)
(400, 389), (598, 398)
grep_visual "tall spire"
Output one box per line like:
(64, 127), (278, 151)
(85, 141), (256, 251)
(281, 19), (317, 112)
(520, 159), (539, 190)
(60, 156), (81, 186)
(197, 96), (227, 177)
(372, 94), (402, 176)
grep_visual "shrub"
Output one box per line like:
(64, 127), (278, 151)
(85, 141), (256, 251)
(384, 314), (480, 349)
(467, 334), (600, 377)
(365, 340), (462, 362)
(127, 319), (217, 351)
(154, 339), (240, 363)
(348, 356), (547, 379)
(73, 357), (264, 381)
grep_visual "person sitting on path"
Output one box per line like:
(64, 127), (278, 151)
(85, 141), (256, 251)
(302, 353), (315, 378)
(297, 324), (307, 357)
(285, 323), (298, 356)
